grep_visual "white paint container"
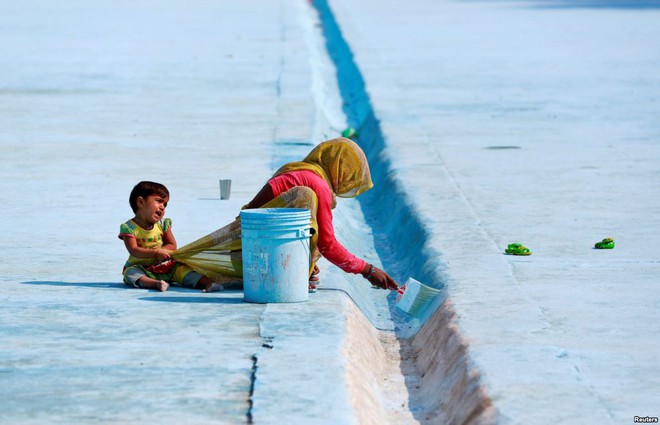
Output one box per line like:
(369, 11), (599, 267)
(240, 208), (312, 303)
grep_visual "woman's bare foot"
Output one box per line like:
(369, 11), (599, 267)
(309, 264), (320, 282)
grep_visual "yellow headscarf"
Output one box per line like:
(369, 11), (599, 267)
(274, 137), (373, 198)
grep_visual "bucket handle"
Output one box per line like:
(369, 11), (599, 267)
(298, 227), (313, 238)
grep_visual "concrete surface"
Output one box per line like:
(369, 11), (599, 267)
(2, 0), (659, 424)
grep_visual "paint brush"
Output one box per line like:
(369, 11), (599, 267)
(396, 277), (441, 316)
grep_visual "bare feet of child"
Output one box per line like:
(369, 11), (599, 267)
(138, 277), (170, 291)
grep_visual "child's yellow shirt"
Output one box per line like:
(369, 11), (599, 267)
(118, 218), (172, 268)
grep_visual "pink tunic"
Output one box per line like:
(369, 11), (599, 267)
(268, 169), (367, 274)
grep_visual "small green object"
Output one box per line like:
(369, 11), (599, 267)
(594, 237), (615, 249)
(341, 128), (358, 138)
(505, 242), (532, 256)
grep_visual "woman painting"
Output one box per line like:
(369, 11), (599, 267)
(172, 137), (398, 291)
(244, 137), (398, 291)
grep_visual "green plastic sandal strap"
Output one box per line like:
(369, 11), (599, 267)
(505, 243), (532, 255)
(595, 238), (615, 249)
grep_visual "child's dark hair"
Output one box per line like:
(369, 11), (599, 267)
(129, 181), (170, 213)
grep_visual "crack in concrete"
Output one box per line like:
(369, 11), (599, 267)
(246, 353), (258, 424)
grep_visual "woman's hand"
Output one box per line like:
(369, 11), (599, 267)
(361, 263), (398, 290)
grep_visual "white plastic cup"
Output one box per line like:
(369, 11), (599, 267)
(220, 179), (232, 200)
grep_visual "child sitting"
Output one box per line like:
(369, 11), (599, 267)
(118, 181), (219, 292)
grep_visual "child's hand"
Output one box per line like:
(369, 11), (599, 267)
(154, 248), (172, 262)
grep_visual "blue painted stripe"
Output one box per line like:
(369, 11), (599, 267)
(311, 0), (445, 326)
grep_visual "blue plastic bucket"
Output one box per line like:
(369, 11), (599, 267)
(240, 208), (312, 303)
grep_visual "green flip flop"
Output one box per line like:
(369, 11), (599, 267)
(594, 237), (615, 249)
(341, 127), (359, 138)
(505, 242), (532, 256)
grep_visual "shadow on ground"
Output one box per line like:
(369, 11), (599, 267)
(21, 281), (245, 302)
(140, 294), (245, 304)
(22, 281), (122, 289)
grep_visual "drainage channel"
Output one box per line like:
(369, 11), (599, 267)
(309, 0), (435, 288)
(310, 0), (497, 423)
